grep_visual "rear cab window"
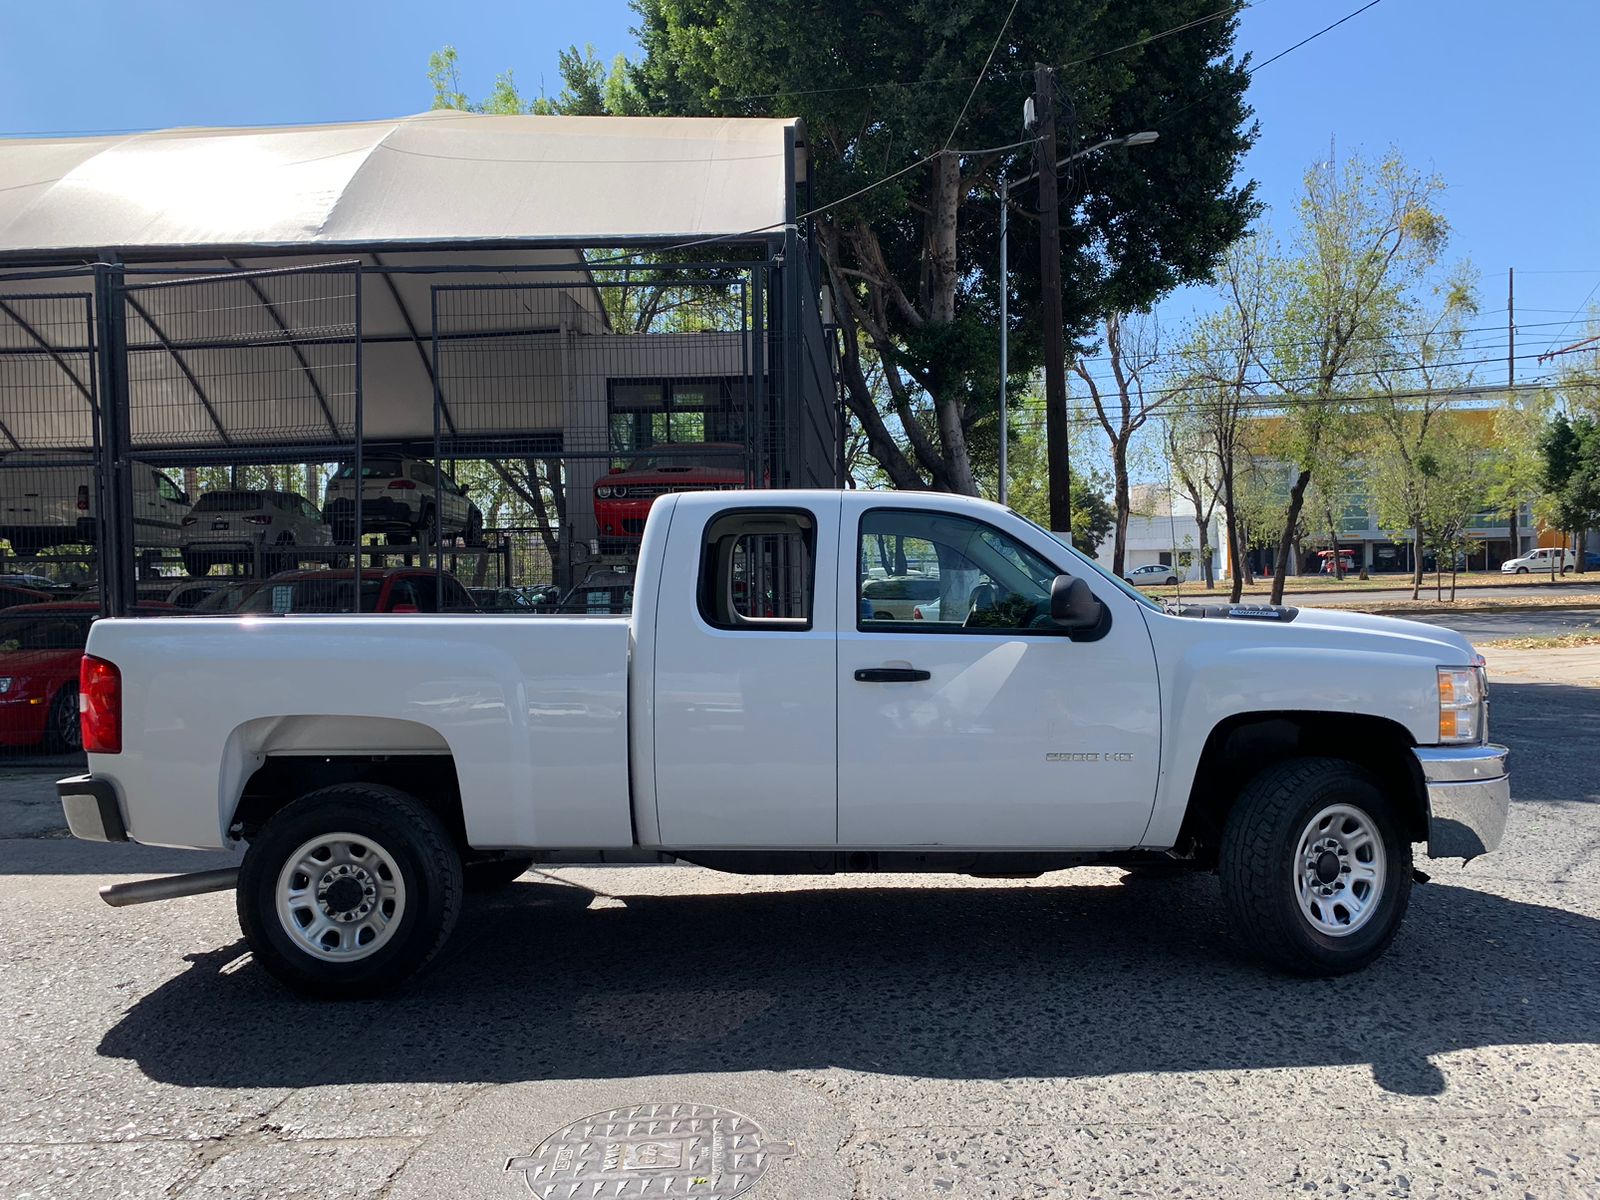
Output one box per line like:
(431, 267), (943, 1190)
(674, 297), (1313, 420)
(697, 509), (815, 630)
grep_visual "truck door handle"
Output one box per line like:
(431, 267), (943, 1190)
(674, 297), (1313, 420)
(854, 667), (931, 683)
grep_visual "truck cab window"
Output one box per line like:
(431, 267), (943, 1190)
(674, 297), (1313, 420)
(858, 508), (1061, 633)
(697, 509), (814, 630)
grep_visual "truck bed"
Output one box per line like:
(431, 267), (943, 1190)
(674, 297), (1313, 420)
(84, 614), (633, 850)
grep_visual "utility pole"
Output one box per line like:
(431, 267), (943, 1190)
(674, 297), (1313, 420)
(1034, 63), (1071, 534)
(1507, 266), (1519, 561)
(997, 172), (1009, 507)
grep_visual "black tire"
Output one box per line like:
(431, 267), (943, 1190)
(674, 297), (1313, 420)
(1515, 567), (1528, 575)
(182, 551), (209, 577)
(465, 508), (485, 548)
(464, 854), (536, 893)
(44, 684), (80, 754)
(237, 784), (463, 999)
(413, 509), (437, 546)
(1219, 757), (1412, 977)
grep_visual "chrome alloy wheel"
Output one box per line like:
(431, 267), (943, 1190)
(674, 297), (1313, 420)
(275, 833), (406, 962)
(1294, 804), (1387, 937)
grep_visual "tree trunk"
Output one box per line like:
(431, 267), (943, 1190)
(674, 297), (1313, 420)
(1411, 529), (1423, 600)
(1197, 517), (1214, 588)
(1110, 445), (1131, 577)
(1507, 504), (1519, 562)
(1269, 469), (1312, 604)
(1222, 473), (1244, 603)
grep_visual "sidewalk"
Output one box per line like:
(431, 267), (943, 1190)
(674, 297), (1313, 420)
(1481, 644), (1600, 688)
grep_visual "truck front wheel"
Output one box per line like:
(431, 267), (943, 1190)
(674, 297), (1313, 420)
(1219, 757), (1412, 976)
(237, 784), (464, 998)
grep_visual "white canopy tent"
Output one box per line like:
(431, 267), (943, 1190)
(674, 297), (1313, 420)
(0, 111), (804, 454)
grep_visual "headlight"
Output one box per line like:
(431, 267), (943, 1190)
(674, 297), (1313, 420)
(1437, 663), (1486, 743)
(596, 486), (612, 499)
(0, 677), (11, 695)
(612, 486), (628, 499)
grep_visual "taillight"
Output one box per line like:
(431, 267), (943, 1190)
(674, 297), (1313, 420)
(76, 485), (90, 512)
(244, 514), (273, 525)
(80, 655), (121, 754)
(388, 480), (417, 490)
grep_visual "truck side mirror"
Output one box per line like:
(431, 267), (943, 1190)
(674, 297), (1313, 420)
(1049, 574), (1102, 630)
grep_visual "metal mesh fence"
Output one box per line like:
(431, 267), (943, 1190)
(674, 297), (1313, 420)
(0, 254), (840, 624)
(0, 289), (101, 591)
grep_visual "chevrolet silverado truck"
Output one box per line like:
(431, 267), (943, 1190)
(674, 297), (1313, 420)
(58, 490), (1510, 997)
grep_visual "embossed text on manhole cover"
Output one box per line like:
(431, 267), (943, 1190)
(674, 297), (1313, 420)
(506, 1103), (793, 1199)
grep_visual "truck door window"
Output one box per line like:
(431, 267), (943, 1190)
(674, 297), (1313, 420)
(858, 508), (1062, 633)
(697, 509), (814, 630)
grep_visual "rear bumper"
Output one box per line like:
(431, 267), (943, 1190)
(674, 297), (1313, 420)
(57, 774), (128, 843)
(1415, 744), (1510, 861)
(324, 497), (417, 532)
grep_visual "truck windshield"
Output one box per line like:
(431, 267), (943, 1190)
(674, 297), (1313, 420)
(1008, 511), (1162, 613)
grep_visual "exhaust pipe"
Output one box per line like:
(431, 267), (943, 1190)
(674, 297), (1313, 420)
(99, 868), (240, 908)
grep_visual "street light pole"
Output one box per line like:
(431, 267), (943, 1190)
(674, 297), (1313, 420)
(1034, 65), (1071, 535)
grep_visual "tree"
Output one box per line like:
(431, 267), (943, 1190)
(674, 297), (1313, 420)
(1001, 417), (1114, 554)
(1367, 267), (1479, 596)
(1071, 313), (1166, 575)
(1262, 151), (1448, 603)
(1162, 407), (1219, 588)
(1168, 232), (1275, 600)
(1488, 390), (1553, 565)
(631, 0), (1258, 494)
(1542, 412), (1600, 574)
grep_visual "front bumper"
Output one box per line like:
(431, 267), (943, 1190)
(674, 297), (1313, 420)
(1416, 744), (1510, 861)
(57, 774), (127, 843)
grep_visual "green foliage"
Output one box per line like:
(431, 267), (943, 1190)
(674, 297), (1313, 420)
(427, 42), (641, 117)
(629, 0), (1259, 492)
(1541, 412), (1600, 537)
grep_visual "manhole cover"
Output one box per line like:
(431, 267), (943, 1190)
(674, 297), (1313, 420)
(506, 1103), (792, 1199)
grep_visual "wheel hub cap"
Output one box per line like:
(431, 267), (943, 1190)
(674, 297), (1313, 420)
(275, 834), (406, 962)
(1294, 803), (1387, 937)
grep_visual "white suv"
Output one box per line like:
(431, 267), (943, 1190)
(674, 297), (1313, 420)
(180, 489), (332, 576)
(321, 457), (483, 546)
(1501, 547), (1575, 574)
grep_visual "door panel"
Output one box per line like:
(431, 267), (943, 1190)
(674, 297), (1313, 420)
(652, 496), (841, 847)
(837, 504), (1161, 850)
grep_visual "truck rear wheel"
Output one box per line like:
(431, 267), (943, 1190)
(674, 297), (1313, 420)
(1219, 757), (1412, 977)
(237, 784), (463, 999)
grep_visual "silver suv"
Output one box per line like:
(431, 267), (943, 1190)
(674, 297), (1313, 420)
(322, 457), (483, 546)
(180, 489), (333, 576)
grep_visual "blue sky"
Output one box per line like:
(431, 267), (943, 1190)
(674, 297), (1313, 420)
(3, 0), (1597, 387)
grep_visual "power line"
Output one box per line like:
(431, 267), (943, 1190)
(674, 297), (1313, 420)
(1246, 0), (1384, 74)
(944, 0), (1022, 151)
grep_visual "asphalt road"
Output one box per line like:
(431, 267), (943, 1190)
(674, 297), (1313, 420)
(2, 676), (1597, 1198)
(1407, 607), (1600, 641)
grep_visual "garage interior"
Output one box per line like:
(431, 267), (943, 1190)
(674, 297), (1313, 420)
(0, 110), (840, 614)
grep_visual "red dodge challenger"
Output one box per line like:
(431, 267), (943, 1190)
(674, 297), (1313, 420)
(594, 444), (746, 541)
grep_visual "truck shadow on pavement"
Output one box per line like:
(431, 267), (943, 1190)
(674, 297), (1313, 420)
(99, 872), (1598, 1098)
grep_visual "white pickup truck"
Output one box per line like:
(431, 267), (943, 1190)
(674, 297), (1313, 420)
(59, 490), (1510, 997)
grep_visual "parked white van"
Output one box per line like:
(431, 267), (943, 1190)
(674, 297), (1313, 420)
(0, 452), (189, 550)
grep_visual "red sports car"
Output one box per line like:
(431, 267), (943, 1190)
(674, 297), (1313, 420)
(594, 444), (746, 541)
(0, 602), (166, 752)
